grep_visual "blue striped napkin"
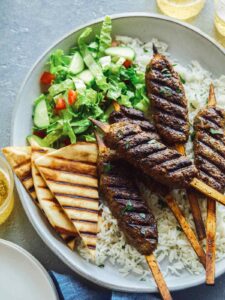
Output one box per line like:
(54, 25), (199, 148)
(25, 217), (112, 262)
(50, 271), (160, 300)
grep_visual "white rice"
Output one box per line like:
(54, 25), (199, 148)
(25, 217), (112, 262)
(80, 36), (225, 280)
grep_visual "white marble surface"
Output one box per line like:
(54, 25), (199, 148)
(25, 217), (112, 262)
(0, 0), (225, 298)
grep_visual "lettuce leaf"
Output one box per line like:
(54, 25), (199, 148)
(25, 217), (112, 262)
(48, 79), (74, 97)
(98, 16), (112, 57)
(78, 27), (93, 56)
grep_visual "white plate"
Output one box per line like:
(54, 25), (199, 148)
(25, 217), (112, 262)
(11, 13), (225, 293)
(0, 239), (58, 300)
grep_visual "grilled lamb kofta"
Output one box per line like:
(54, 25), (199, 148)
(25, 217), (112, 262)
(109, 105), (160, 140)
(193, 92), (225, 193)
(109, 105), (169, 197)
(98, 146), (158, 255)
(145, 46), (189, 145)
(103, 120), (198, 188)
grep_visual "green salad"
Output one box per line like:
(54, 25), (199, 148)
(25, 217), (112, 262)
(28, 16), (149, 148)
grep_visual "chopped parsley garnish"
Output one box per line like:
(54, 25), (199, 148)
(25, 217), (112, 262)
(98, 264), (105, 268)
(117, 130), (123, 139)
(176, 87), (182, 94)
(148, 139), (157, 145)
(140, 213), (146, 219)
(162, 68), (168, 74)
(191, 132), (196, 141)
(176, 226), (182, 232)
(179, 75), (186, 84)
(210, 128), (223, 135)
(104, 163), (112, 173)
(141, 227), (147, 236)
(122, 245), (126, 249)
(190, 102), (197, 109)
(158, 197), (167, 209)
(159, 86), (172, 97)
(161, 68), (172, 78)
(125, 141), (130, 149)
(173, 63), (177, 67)
(121, 200), (134, 215)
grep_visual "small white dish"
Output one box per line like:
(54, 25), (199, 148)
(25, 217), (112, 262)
(0, 239), (58, 300)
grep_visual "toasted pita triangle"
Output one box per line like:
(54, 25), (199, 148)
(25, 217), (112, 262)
(35, 142), (99, 258)
(31, 147), (79, 249)
(2, 146), (77, 250)
(2, 147), (37, 201)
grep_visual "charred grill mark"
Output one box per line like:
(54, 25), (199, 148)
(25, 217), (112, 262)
(41, 197), (57, 203)
(54, 192), (99, 201)
(37, 185), (49, 189)
(43, 166), (97, 177)
(45, 179), (98, 191)
(49, 155), (97, 166)
(87, 245), (96, 249)
(63, 235), (76, 243)
(14, 159), (31, 170)
(20, 172), (33, 182)
(28, 186), (35, 193)
(63, 206), (99, 213)
(38, 163), (97, 177)
(146, 52), (189, 144)
(33, 149), (48, 154)
(71, 219), (98, 224)
(150, 94), (186, 118)
(194, 105), (225, 192)
(197, 133), (225, 156)
(79, 231), (97, 236)
(196, 141), (225, 172)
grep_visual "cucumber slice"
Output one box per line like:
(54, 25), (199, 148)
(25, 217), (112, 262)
(73, 78), (86, 93)
(77, 70), (94, 85)
(99, 56), (111, 71)
(34, 99), (49, 128)
(84, 53), (103, 78)
(69, 52), (84, 74)
(105, 47), (135, 60)
(27, 135), (47, 147)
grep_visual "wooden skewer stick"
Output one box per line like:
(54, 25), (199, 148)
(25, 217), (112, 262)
(190, 178), (225, 205)
(165, 194), (206, 268)
(206, 198), (216, 285)
(90, 118), (225, 206)
(205, 83), (217, 285)
(188, 190), (206, 241)
(146, 254), (172, 300)
(175, 144), (206, 241)
(95, 131), (172, 300)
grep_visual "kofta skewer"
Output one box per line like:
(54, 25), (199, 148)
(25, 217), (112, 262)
(146, 46), (206, 241)
(193, 84), (225, 285)
(89, 119), (225, 206)
(109, 104), (206, 267)
(96, 134), (172, 300)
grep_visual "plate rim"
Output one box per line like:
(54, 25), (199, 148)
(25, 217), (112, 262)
(11, 12), (225, 293)
(0, 238), (59, 299)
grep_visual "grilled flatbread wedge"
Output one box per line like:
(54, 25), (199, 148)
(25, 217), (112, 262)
(2, 146), (77, 250)
(35, 142), (99, 258)
(2, 147), (37, 201)
(31, 146), (79, 250)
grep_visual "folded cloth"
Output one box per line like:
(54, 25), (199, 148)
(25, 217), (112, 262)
(50, 271), (160, 300)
